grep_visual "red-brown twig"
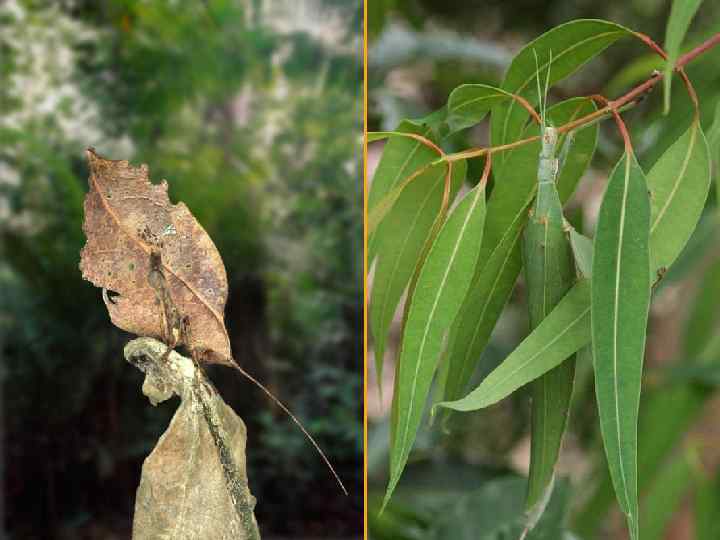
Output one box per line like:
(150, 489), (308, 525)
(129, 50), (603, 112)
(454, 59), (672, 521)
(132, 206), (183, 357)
(590, 94), (633, 155)
(439, 31), (720, 164)
(479, 153), (493, 189)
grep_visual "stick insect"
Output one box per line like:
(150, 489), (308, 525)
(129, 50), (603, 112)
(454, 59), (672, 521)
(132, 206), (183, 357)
(520, 50), (578, 536)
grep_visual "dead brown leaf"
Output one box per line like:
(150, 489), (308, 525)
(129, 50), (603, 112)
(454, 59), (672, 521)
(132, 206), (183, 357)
(126, 338), (260, 540)
(80, 150), (347, 498)
(79, 149), (232, 364)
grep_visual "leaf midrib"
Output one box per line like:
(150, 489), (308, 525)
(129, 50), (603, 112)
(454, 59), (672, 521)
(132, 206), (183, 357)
(448, 303), (590, 410)
(650, 121), (698, 234)
(374, 179), (444, 362)
(397, 186), (484, 465)
(611, 154), (633, 514)
(89, 168), (230, 352)
(371, 126), (432, 211)
(450, 91), (506, 114)
(457, 203), (530, 384)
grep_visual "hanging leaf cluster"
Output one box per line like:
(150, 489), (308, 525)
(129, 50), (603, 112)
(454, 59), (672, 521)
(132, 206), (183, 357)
(369, 17), (712, 539)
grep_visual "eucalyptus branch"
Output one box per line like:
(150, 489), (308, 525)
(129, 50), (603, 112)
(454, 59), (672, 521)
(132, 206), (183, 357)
(438, 31), (720, 164)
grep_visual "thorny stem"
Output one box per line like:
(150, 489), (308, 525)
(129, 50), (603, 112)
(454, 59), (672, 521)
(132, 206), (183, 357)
(437, 31), (720, 164)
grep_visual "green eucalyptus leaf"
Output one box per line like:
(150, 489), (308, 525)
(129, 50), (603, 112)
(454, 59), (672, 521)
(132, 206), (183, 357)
(414, 106), (451, 140)
(370, 160), (465, 386)
(441, 98), (597, 406)
(648, 120), (711, 276)
(591, 152), (651, 540)
(491, 19), (630, 170)
(368, 162), (436, 235)
(368, 120), (439, 263)
(436, 280), (591, 413)
(385, 179), (488, 507)
(446, 84), (514, 132)
(662, 0), (704, 113)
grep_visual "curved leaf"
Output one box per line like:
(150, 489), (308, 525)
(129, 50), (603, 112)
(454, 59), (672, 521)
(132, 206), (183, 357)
(491, 19), (630, 169)
(79, 150), (232, 364)
(441, 98), (598, 405)
(385, 180), (488, 507)
(369, 162), (446, 234)
(370, 160), (465, 384)
(368, 120), (438, 263)
(436, 280), (591, 412)
(648, 120), (711, 275)
(591, 152), (651, 540)
(662, 0), (704, 113)
(446, 84), (514, 132)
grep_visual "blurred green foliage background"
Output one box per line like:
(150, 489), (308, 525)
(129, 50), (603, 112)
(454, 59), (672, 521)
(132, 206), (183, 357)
(367, 1), (720, 539)
(1, 0), (362, 538)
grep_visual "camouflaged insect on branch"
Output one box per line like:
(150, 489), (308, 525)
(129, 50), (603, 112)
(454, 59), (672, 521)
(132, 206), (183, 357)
(79, 149), (233, 365)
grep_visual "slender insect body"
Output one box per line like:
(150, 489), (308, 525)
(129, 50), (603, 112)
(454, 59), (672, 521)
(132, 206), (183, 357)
(522, 123), (577, 521)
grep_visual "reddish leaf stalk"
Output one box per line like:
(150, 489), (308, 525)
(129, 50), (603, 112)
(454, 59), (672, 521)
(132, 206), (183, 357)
(478, 153), (492, 189)
(591, 94), (634, 155)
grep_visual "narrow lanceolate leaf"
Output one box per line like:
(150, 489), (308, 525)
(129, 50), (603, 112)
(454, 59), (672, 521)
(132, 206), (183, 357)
(385, 180), (488, 507)
(436, 279), (590, 412)
(662, 0), (703, 113)
(576, 257), (720, 536)
(441, 98), (597, 406)
(648, 120), (711, 276)
(368, 121), (438, 263)
(369, 162), (445, 235)
(522, 127), (577, 512)
(446, 84), (514, 132)
(371, 161), (465, 385)
(491, 19), (629, 170)
(591, 152), (651, 540)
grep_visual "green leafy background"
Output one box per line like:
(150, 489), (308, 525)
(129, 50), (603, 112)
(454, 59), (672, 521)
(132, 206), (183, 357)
(1, 1), (361, 538)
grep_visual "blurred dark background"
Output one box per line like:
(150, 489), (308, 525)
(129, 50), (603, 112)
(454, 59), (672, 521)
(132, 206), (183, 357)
(0, 0), (362, 538)
(367, 1), (720, 539)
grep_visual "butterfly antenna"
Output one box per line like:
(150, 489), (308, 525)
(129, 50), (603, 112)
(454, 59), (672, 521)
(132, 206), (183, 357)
(231, 362), (349, 496)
